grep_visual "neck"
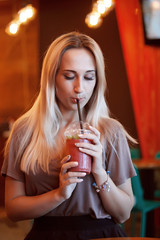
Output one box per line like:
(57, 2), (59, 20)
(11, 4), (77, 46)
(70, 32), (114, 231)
(61, 112), (82, 127)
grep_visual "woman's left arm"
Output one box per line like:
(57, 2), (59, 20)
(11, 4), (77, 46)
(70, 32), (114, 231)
(92, 169), (135, 223)
(76, 125), (135, 224)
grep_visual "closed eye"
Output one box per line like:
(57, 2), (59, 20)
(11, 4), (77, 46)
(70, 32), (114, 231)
(84, 76), (95, 80)
(84, 73), (96, 81)
(64, 75), (75, 80)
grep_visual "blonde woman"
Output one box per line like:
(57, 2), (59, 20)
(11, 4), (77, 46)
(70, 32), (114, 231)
(2, 32), (136, 240)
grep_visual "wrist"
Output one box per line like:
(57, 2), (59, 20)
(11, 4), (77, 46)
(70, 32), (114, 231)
(92, 171), (111, 193)
(53, 188), (65, 204)
(92, 168), (110, 187)
(92, 167), (106, 178)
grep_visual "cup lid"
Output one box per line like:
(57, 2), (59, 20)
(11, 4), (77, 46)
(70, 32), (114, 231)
(64, 121), (90, 138)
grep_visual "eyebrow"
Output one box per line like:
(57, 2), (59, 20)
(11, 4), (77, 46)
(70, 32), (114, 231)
(63, 70), (96, 73)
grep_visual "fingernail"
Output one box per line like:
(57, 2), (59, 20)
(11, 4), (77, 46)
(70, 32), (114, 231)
(78, 134), (83, 137)
(79, 179), (83, 182)
(72, 161), (78, 165)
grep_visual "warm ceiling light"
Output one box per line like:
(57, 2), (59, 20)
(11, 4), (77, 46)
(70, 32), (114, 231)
(19, 10), (28, 23)
(5, 4), (37, 36)
(85, 12), (102, 28)
(96, 1), (107, 15)
(25, 4), (35, 19)
(18, 4), (36, 23)
(9, 22), (19, 34)
(5, 20), (20, 35)
(85, 0), (115, 28)
(104, 0), (112, 8)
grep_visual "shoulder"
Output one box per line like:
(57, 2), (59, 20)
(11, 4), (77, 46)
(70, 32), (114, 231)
(105, 117), (123, 130)
(11, 113), (30, 138)
(100, 117), (125, 140)
(6, 113), (30, 153)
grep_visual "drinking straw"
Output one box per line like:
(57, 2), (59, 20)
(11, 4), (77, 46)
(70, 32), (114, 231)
(76, 99), (84, 133)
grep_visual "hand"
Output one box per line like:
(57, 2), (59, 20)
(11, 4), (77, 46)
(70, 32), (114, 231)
(75, 125), (104, 174)
(58, 155), (86, 200)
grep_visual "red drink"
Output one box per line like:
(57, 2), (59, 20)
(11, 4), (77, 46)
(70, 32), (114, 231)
(65, 138), (92, 174)
(64, 122), (92, 174)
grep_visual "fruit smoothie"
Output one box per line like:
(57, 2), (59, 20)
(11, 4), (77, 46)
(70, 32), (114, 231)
(64, 122), (92, 174)
(65, 138), (92, 174)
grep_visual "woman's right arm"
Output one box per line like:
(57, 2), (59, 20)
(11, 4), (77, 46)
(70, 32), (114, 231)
(5, 176), (64, 221)
(5, 156), (86, 221)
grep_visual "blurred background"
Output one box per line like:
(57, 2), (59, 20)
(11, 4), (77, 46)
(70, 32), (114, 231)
(0, 0), (138, 138)
(0, 0), (160, 239)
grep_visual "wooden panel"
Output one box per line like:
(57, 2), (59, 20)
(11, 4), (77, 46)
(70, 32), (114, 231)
(0, 0), (39, 206)
(0, 0), (39, 120)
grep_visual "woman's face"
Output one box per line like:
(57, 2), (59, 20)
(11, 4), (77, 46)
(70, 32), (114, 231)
(55, 48), (96, 115)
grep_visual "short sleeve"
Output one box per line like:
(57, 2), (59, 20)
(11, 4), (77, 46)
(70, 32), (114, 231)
(1, 136), (25, 182)
(105, 129), (136, 186)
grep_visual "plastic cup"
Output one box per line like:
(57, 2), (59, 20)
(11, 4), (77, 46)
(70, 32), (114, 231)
(64, 122), (92, 174)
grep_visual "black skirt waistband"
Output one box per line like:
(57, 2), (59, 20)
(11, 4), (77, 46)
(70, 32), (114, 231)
(25, 215), (127, 240)
(33, 215), (115, 231)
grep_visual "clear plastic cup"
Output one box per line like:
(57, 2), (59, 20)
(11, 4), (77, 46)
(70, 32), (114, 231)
(64, 122), (92, 174)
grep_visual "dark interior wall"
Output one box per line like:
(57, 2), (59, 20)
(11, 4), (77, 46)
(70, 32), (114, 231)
(39, 0), (138, 139)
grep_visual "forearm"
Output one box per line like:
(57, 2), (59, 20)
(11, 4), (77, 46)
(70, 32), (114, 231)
(93, 170), (134, 223)
(5, 189), (64, 221)
(5, 162), (85, 222)
(100, 178), (134, 223)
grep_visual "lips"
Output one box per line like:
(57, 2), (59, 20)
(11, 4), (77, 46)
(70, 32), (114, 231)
(71, 97), (84, 103)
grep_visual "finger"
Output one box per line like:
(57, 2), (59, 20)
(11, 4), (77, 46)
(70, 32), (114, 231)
(92, 137), (100, 145)
(61, 155), (71, 165)
(75, 142), (94, 150)
(78, 147), (98, 157)
(78, 129), (100, 145)
(89, 126), (101, 140)
(62, 170), (86, 184)
(76, 136), (100, 146)
(78, 132), (98, 143)
(78, 142), (102, 154)
(61, 161), (78, 175)
(67, 171), (86, 178)
(66, 177), (84, 184)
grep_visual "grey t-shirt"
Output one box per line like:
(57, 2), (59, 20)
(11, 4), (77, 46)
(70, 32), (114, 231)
(1, 123), (136, 219)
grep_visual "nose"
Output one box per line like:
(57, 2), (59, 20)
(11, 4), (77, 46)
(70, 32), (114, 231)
(74, 78), (84, 93)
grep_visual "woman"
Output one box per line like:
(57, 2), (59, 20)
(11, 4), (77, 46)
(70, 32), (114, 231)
(2, 31), (136, 239)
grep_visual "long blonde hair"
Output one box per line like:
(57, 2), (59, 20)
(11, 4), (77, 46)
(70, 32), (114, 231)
(5, 31), (135, 174)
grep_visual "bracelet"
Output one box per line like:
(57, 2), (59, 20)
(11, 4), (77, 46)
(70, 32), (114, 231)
(92, 170), (111, 193)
